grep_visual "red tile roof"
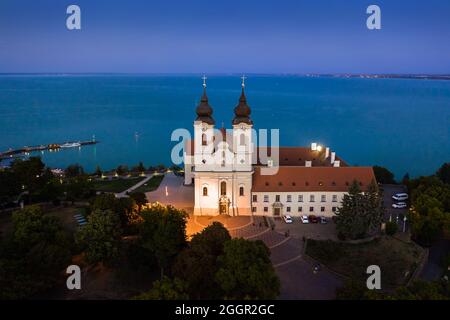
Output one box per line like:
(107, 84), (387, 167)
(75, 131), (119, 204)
(252, 166), (376, 192)
(255, 146), (347, 167)
(186, 142), (347, 168)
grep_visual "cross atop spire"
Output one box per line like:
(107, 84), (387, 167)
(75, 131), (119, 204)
(202, 75), (207, 88)
(241, 75), (247, 88)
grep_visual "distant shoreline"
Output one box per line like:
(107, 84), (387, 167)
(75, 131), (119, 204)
(0, 73), (449, 81)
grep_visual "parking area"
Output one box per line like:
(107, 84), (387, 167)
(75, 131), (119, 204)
(273, 216), (338, 241)
(381, 184), (409, 230)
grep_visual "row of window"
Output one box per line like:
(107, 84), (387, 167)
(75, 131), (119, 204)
(262, 181), (363, 187)
(252, 194), (338, 203)
(251, 206), (338, 213)
(202, 184), (245, 196)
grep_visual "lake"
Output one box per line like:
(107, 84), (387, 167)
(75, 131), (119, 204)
(0, 74), (449, 179)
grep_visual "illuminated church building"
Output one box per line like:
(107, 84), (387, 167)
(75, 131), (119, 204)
(183, 77), (376, 216)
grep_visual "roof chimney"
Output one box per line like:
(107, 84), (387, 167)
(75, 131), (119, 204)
(325, 147), (330, 158)
(305, 160), (312, 167)
(333, 160), (340, 167)
(311, 142), (317, 151)
(331, 152), (336, 164)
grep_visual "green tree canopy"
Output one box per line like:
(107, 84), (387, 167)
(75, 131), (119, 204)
(436, 162), (450, 185)
(133, 276), (189, 300)
(76, 209), (122, 265)
(373, 166), (396, 184)
(65, 164), (85, 178)
(335, 180), (383, 240)
(0, 205), (71, 299)
(172, 222), (231, 299)
(215, 238), (280, 299)
(139, 203), (188, 279)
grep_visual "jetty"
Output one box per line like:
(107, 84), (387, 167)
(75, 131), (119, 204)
(0, 140), (99, 160)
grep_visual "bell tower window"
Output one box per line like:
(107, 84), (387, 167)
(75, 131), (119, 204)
(203, 187), (208, 196)
(240, 133), (246, 146)
(202, 133), (207, 146)
(220, 181), (227, 196)
(239, 186), (244, 196)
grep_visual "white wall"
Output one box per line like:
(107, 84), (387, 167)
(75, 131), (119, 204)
(193, 171), (252, 216)
(250, 191), (346, 217)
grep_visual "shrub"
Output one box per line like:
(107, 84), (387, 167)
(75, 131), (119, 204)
(385, 221), (398, 236)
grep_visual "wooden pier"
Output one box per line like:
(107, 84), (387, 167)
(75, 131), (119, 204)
(0, 140), (99, 160)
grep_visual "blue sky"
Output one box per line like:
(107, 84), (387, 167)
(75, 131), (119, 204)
(0, 0), (449, 73)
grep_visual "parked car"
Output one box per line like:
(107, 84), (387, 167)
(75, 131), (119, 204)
(301, 215), (309, 224)
(392, 193), (408, 201)
(319, 216), (328, 224)
(308, 215), (319, 223)
(392, 202), (407, 209)
(283, 215), (293, 224)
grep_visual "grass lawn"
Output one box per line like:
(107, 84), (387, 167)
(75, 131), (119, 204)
(131, 175), (164, 193)
(92, 177), (146, 193)
(306, 236), (425, 288)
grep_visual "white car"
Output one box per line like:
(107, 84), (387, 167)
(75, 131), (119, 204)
(283, 215), (293, 224)
(392, 202), (407, 209)
(392, 193), (408, 201)
(301, 215), (309, 224)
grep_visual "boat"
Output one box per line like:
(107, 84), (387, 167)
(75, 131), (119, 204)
(60, 142), (81, 148)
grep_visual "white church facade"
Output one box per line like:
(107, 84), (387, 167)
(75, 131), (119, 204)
(183, 77), (376, 217)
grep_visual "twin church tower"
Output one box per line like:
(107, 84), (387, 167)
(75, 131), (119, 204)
(184, 76), (254, 215)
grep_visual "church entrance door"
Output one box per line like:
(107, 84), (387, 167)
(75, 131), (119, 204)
(219, 196), (230, 215)
(274, 208), (281, 216)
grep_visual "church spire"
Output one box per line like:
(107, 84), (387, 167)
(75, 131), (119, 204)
(232, 75), (253, 125)
(195, 75), (215, 125)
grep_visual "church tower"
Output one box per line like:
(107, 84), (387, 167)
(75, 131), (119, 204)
(193, 76), (215, 171)
(232, 75), (253, 172)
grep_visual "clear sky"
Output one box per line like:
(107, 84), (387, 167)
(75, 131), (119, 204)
(0, 0), (449, 74)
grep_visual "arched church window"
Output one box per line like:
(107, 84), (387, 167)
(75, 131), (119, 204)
(220, 181), (227, 196)
(239, 186), (244, 196)
(203, 186), (208, 196)
(202, 134), (207, 146)
(240, 134), (246, 146)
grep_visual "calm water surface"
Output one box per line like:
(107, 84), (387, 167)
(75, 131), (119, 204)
(0, 75), (449, 179)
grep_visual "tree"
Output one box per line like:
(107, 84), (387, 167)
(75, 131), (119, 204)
(64, 175), (93, 203)
(137, 162), (146, 173)
(436, 163), (450, 185)
(75, 209), (122, 265)
(401, 173), (410, 186)
(91, 194), (140, 232)
(130, 192), (147, 211)
(133, 276), (189, 300)
(116, 165), (128, 176)
(0, 169), (22, 205)
(385, 221), (398, 236)
(140, 203), (188, 279)
(335, 180), (383, 240)
(373, 166), (396, 184)
(94, 165), (102, 177)
(215, 238), (280, 299)
(10, 157), (53, 202)
(0, 205), (71, 299)
(65, 164), (84, 178)
(408, 175), (450, 246)
(172, 222), (231, 299)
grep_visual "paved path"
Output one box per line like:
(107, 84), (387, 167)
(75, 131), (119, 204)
(115, 174), (154, 198)
(217, 216), (343, 299)
(146, 172), (194, 212)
